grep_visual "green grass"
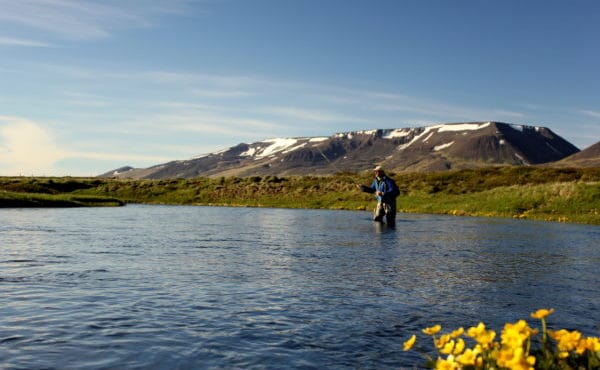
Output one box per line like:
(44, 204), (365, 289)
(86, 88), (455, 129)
(400, 181), (600, 224)
(0, 190), (124, 207)
(1, 167), (599, 224)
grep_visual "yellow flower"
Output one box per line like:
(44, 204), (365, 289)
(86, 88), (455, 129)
(549, 329), (582, 352)
(450, 327), (464, 338)
(530, 308), (554, 319)
(440, 340), (455, 355)
(403, 334), (416, 351)
(501, 320), (536, 349)
(435, 355), (460, 370)
(423, 324), (442, 335)
(409, 310), (595, 369)
(436, 334), (451, 349)
(575, 336), (600, 354)
(584, 336), (600, 352)
(456, 347), (481, 366)
(467, 322), (496, 349)
(453, 338), (466, 355)
(495, 346), (535, 370)
(548, 329), (566, 340)
(467, 322), (486, 337)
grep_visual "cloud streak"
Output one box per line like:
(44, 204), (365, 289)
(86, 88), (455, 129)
(133, 111), (284, 138)
(0, 0), (193, 41)
(4, 60), (588, 175)
(0, 36), (52, 47)
(260, 106), (370, 124)
(579, 110), (600, 119)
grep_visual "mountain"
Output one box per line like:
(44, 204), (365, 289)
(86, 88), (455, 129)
(552, 141), (600, 167)
(100, 122), (580, 179)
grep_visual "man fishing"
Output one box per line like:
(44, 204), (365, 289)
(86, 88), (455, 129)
(357, 165), (399, 228)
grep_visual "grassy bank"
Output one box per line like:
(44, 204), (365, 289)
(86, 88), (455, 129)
(0, 190), (124, 207)
(1, 167), (599, 224)
(402, 181), (600, 224)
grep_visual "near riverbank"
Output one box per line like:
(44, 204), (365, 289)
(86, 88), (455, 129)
(0, 190), (124, 207)
(1, 167), (599, 224)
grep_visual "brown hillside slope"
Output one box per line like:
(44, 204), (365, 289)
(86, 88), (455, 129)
(552, 141), (600, 167)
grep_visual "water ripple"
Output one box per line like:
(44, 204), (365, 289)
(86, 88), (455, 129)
(0, 205), (598, 369)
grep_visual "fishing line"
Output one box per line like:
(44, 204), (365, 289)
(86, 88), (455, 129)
(316, 145), (340, 171)
(315, 145), (357, 185)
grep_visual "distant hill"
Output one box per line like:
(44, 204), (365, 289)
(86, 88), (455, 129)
(552, 141), (600, 167)
(100, 121), (581, 179)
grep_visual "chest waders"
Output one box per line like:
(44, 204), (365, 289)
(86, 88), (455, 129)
(372, 178), (397, 228)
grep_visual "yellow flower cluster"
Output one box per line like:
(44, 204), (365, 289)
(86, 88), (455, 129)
(494, 320), (537, 370)
(403, 309), (600, 370)
(549, 329), (600, 357)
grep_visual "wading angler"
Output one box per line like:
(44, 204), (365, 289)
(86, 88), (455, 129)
(358, 166), (400, 228)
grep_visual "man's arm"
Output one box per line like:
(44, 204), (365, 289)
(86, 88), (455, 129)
(358, 184), (376, 193)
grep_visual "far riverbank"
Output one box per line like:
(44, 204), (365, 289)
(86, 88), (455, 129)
(1, 166), (599, 224)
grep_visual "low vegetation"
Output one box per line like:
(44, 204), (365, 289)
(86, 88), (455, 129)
(1, 167), (599, 224)
(403, 308), (600, 369)
(0, 190), (124, 207)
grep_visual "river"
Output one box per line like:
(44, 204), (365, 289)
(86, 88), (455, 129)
(1, 205), (599, 369)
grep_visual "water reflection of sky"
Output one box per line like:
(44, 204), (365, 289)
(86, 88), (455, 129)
(1, 205), (598, 368)
(223, 207), (600, 333)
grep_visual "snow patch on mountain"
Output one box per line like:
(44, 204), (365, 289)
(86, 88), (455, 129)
(437, 122), (491, 132)
(283, 142), (307, 153)
(434, 141), (455, 151)
(241, 138), (309, 159)
(99, 121), (582, 179)
(383, 128), (411, 139)
(422, 132), (435, 143)
(240, 147), (257, 157)
(397, 126), (435, 150)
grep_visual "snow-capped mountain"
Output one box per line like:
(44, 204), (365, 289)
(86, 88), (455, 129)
(100, 122), (580, 179)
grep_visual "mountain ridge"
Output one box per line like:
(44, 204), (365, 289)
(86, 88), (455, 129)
(100, 121), (584, 179)
(552, 141), (600, 167)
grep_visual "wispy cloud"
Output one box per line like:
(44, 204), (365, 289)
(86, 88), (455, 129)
(578, 110), (600, 119)
(0, 36), (52, 47)
(191, 89), (256, 99)
(260, 106), (369, 124)
(1, 61), (556, 176)
(26, 62), (537, 134)
(69, 150), (170, 164)
(8, 62), (539, 127)
(144, 71), (256, 85)
(62, 91), (113, 107)
(357, 91), (526, 123)
(311, 88), (528, 126)
(0, 0), (194, 41)
(134, 111), (284, 138)
(0, 0), (135, 40)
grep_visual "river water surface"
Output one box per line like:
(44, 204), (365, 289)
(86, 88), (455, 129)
(1, 205), (599, 369)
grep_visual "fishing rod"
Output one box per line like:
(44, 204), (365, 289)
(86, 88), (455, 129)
(315, 145), (359, 186)
(315, 145), (343, 173)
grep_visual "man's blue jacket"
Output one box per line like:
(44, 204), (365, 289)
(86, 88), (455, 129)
(370, 176), (398, 203)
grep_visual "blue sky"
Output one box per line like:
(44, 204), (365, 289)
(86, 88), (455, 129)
(1, 0), (598, 176)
